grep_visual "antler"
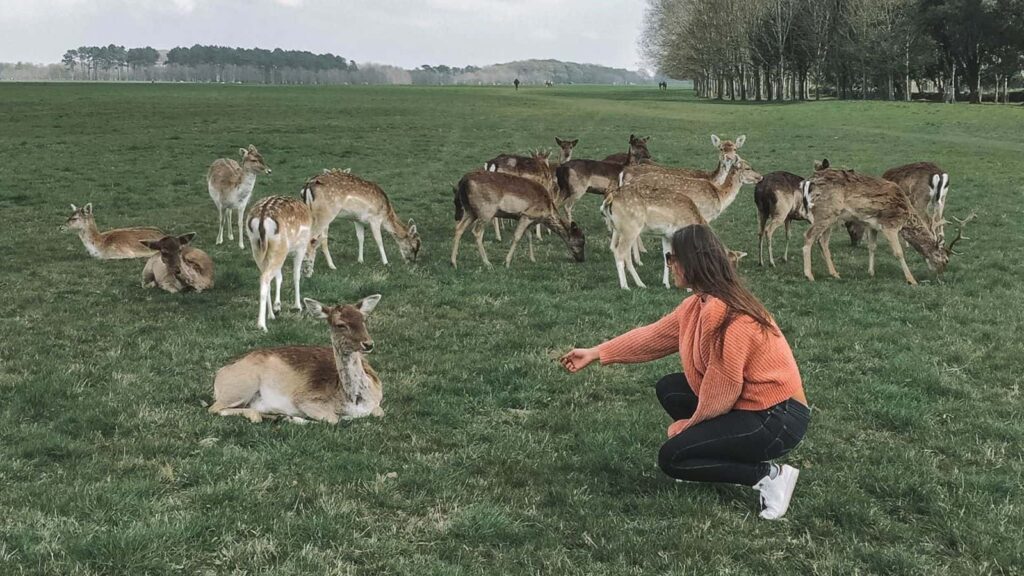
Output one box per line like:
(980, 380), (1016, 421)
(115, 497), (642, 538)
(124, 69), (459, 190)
(945, 211), (977, 255)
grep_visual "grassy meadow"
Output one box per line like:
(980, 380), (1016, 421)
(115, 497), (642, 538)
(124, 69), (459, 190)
(0, 83), (1022, 575)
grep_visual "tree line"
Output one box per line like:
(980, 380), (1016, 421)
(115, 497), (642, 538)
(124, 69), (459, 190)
(641, 0), (1024, 103)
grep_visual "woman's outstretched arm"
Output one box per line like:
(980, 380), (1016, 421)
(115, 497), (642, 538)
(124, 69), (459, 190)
(560, 306), (683, 373)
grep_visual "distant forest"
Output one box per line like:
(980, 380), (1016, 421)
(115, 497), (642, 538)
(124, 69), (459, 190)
(0, 44), (651, 86)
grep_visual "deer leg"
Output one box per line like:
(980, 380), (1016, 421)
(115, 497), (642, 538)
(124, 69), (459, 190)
(505, 218), (534, 267)
(292, 248), (305, 310)
(273, 270), (283, 313)
(236, 205), (246, 249)
(225, 208), (234, 241)
(321, 229), (337, 270)
(215, 204), (225, 245)
(527, 225), (536, 262)
(624, 237), (647, 289)
(451, 215), (475, 268)
(612, 232), (632, 290)
(783, 219), (791, 263)
(632, 238), (644, 267)
(881, 227), (917, 285)
(257, 270), (274, 330)
(216, 408), (266, 423)
(370, 221), (389, 265)
(662, 236), (672, 288)
(803, 222), (832, 282)
(493, 218), (503, 242)
(354, 222), (366, 263)
(535, 223), (543, 240)
(765, 220), (780, 267)
(472, 219), (492, 268)
(297, 402), (340, 424)
(867, 228), (878, 277)
(819, 228), (840, 279)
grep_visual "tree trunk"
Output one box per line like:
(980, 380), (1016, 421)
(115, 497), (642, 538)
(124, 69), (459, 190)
(740, 65), (747, 101)
(904, 41), (912, 101)
(966, 56), (981, 104)
(862, 66), (868, 100)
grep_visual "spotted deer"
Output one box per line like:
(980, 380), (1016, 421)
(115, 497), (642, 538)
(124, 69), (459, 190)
(619, 134), (746, 188)
(754, 171), (811, 266)
(245, 196), (316, 331)
(300, 169), (420, 270)
(451, 171), (585, 268)
(209, 295), (384, 424)
(60, 203), (165, 259)
(603, 159), (762, 289)
(141, 233), (215, 293)
(556, 135), (652, 222)
(208, 145), (272, 249)
(800, 166), (972, 284)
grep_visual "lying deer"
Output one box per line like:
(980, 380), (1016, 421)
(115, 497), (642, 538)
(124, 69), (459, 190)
(754, 171), (810, 266)
(301, 169), (420, 270)
(61, 203), (165, 259)
(603, 159), (762, 289)
(603, 134), (652, 164)
(556, 135), (651, 222)
(245, 196), (317, 331)
(800, 166), (971, 284)
(141, 233), (214, 293)
(209, 294), (384, 424)
(208, 145), (272, 249)
(451, 171), (585, 268)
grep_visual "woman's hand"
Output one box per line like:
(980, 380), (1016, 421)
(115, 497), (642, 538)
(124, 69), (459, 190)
(560, 347), (600, 373)
(667, 419), (688, 438)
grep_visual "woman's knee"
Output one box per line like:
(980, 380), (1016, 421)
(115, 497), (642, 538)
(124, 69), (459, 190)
(655, 372), (689, 399)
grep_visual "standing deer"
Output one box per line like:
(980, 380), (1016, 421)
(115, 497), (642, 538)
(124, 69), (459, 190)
(209, 294), (384, 424)
(754, 171), (811, 267)
(484, 149), (562, 241)
(246, 196), (317, 331)
(603, 159), (762, 289)
(800, 167), (970, 284)
(141, 233), (215, 293)
(883, 162), (950, 241)
(61, 203), (165, 259)
(208, 145), (272, 249)
(619, 134), (746, 188)
(451, 171), (585, 268)
(556, 135), (651, 222)
(485, 137), (578, 173)
(301, 169), (420, 270)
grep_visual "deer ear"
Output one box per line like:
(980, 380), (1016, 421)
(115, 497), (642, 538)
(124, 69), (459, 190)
(178, 232), (196, 245)
(357, 294), (382, 317)
(83, 203), (93, 215)
(304, 298), (328, 319)
(343, 167), (351, 173)
(570, 139), (578, 147)
(734, 135), (746, 149)
(248, 144), (257, 152)
(821, 158), (830, 169)
(141, 240), (160, 250)
(555, 137), (564, 146)
(239, 148), (248, 157)
(70, 203), (78, 212)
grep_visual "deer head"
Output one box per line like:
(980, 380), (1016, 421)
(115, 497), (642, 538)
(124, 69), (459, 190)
(710, 134), (746, 172)
(731, 159), (762, 185)
(627, 134), (652, 163)
(813, 158), (831, 172)
(140, 233), (196, 274)
(61, 203), (94, 232)
(304, 294), (381, 354)
(239, 145), (272, 175)
(555, 137), (578, 162)
(398, 219), (421, 263)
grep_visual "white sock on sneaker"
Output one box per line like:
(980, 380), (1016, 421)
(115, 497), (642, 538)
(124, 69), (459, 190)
(754, 464), (799, 520)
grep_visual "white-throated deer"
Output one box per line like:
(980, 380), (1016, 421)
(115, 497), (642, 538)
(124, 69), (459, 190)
(141, 233), (214, 293)
(754, 171), (811, 267)
(603, 159), (762, 289)
(300, 169), (420, 270)
(208, 145), (272, 249)
(451, 171), (585, 268)
(246, 196), (317, 331)
(800, 165), (972, 284)
(61, 203), (165, 259)
(209, 294), (384, 424)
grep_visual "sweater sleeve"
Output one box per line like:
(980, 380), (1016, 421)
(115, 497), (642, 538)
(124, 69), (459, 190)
(596, 307), (681, 365)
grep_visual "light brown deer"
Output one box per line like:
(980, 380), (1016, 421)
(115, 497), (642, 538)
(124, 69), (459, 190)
(245, 196), (317, 331)
(603, 160), (763, 289)
(60, 203), (165, 259)
(556, 135), (651, 222)
(208, 145), (272, 249)
(451, 171), (585, 268)
(301, 169), (420, 270)
(619, 134), (746, 188)
(485, 137), (578, 173)
(483, 150), (562, 241)
(209, 295), (384, 424)
(141, 233), (214, 293)
(800, 167), (971, 284)
(883, 162), (950, 241)
(754, 171), (810, 267)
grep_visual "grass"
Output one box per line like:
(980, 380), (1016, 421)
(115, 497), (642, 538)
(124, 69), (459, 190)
(0, 83), (1022, 575)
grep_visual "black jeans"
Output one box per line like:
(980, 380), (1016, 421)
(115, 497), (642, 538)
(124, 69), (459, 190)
(656, 373), (810, 486)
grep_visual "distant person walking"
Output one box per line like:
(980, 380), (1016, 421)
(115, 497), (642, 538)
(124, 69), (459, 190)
(560, 225), (810, 520)
(514, 78), (520, 91)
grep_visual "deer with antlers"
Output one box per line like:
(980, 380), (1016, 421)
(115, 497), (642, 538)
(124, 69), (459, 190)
(300, 169), (420, 271)
(61, 203), (165, 259)
(800, 163), (973, 284)
(208, 145), (272, 249)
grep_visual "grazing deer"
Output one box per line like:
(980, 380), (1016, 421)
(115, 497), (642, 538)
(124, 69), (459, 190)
(800, 167), (970, 284)
(484, 149), (562, 241)
(883, 162), (950, 241)
(556, 135), (651, 222)
(141, 233), (215, 293)
(603, 159), (762, 289)
(246, 196), (317, 331)
(208, 145), (272, 249)
(209, 295), (384, 424)
(754, 171), (811, 267)
(300, 169), (420, 270)
(603, 134), (652, 164)
(61, 203), (165, 259)
(451, 171), (585, 268)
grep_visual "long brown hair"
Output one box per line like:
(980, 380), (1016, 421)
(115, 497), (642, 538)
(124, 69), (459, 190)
(671, 225), (775, 351)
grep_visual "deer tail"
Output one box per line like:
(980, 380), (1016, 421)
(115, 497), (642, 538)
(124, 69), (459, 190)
(929, 172), (950, 208)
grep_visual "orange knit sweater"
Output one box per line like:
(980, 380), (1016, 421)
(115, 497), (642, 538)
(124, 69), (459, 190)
(597, 294), (803, 434)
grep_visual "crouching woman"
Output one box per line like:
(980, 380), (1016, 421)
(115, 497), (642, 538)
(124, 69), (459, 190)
(560, 224), (810, 519)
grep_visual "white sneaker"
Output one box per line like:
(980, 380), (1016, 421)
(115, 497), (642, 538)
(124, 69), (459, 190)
(753, 465), (800, 520)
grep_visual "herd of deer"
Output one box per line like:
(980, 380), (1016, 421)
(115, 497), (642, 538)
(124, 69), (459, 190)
(57, 135), (974, 425)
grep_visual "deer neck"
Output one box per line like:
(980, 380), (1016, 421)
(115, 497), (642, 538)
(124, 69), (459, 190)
(77, 220), (104, 254)
(560, 150), (572, 163)
(329, 335), (368, 405)
(241, 170), (259, 190)
(707, 169), (744, 219)
(898, 216), (940, 260)
(381, 207), (410, 240)
(710, 161), (731, 186)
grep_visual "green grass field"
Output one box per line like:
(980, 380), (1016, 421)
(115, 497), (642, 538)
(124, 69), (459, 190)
(1, 83), (1022, 575)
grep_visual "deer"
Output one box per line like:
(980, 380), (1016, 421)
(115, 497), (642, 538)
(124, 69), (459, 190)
(603, 159), (763, 289)
(485, 137), (578, 173)
(619, 134), (746, 189)
(209, 294), (384, 424)
(800, 165), (972, 285)
(451, 170), (585, 268)
(245, 196), (317, 331)
(141, 233), (215, 293)
(300, 169), (420, 271)
(883, 162), (950, 241)
(602, 134), (653, 164)
(556, 134), (652, 223)
(60, 203), (165, 259)
(208, 145), (272, 249)
(754, 171), (811, 267)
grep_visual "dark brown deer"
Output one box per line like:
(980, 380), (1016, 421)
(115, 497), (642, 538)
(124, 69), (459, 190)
(754, 171), (810, 266)
(602, 134), (652, 164)
(556, 135), (651, 222)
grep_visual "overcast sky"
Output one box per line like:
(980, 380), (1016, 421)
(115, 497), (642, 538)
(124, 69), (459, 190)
(0, 0), (647, 70)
